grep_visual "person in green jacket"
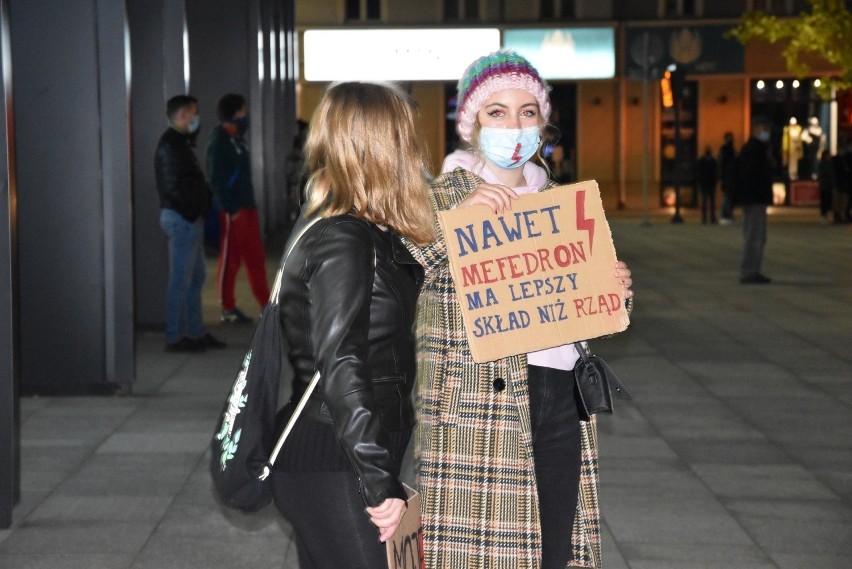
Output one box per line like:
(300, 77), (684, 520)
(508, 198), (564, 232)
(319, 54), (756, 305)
(207, 93), (270, 324)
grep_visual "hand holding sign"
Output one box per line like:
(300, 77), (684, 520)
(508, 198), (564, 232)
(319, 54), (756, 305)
(438, 180), (629, 363)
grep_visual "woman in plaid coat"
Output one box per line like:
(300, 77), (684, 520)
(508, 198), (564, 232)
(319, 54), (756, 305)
(407, 51), (634, 569)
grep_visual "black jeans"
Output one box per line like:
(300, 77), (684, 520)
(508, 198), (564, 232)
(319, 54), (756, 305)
(272, 469), (389, 569)
(528, 364), (583, 569)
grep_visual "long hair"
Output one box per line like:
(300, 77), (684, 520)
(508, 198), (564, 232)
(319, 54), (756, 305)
(304, 82), (435, 245)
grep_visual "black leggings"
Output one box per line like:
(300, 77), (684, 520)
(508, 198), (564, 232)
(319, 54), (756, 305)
(528, 364), (583, 569)
(272, 469), (388, 569)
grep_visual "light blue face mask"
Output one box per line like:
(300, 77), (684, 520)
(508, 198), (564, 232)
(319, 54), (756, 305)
(188, 115), (201, 134)
(756, 130), (770, 142)
(479, 126), (541, 169)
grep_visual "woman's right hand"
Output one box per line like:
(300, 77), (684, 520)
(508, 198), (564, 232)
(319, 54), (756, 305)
(458, 182), (519, 214)
(366, 497), (407, 543)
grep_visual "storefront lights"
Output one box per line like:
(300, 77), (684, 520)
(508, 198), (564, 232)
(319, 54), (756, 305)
(303, 29), (500, 81)
(756, 80), (765, 89)
(776, 80), (784, 89)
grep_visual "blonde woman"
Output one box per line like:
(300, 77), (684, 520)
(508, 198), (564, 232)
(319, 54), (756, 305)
(408, 50), (634, 569)
(271, 82), (434, 568)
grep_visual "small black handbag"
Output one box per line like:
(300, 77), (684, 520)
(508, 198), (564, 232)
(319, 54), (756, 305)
(572, 342), (632, 422)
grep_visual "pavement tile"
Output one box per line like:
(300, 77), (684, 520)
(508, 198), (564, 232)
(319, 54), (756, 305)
(601, 497), (755, 545)
(596, 435), (679, 461)
(735, 517), (852, 556)
(130, 530), (292, 569)
(616, 543), (775, 569)
(17, 447), (90, 492)
(669, 439), (792, 465)
(770, 552), (852, 569)
(597, 521), (629, 569)
(57, 453), (200, 497)
(690, 464), (838, 500)
(723, 498), (852, 521)
(0, 553), (136, 569)
(26, 495), (174, 523)
(96, 432), (211, 454)
(0, 521), (155, 554)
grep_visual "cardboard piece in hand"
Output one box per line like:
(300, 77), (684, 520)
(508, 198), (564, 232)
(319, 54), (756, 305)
(385, 484), (422, 569)
(437, 180), (629, 363)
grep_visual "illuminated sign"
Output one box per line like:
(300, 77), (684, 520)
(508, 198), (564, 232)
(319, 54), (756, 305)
(303, 29), (500, 81)
(503, 28), (616, 79)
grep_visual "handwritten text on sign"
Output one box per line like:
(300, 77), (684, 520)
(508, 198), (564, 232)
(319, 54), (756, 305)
(438, 180), (629, 363)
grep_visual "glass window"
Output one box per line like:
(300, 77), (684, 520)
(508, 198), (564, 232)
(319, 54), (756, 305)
(750, 0), (796, 13)
(346, 0), (360, 20)
(347, 0), (381, 21)
(445, 0), (479, 21)
(444, 0), (459, 20)
(463, 0), (479, 19)
(541, 0), (575, 20)
(664, 0), (678, 16)
(366, 0), (380, 20)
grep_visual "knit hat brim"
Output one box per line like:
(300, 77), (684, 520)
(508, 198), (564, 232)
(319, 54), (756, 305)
(456, 50), (551, 144)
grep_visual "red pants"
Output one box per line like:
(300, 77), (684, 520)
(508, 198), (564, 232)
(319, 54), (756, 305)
(217, 208), (270, 311)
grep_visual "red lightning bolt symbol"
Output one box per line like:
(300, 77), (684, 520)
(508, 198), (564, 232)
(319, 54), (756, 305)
(576, 190), (595, 254)
(510, 143), (522, 166)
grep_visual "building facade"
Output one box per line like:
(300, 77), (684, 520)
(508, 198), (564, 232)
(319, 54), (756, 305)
(295, 0), (850, 209)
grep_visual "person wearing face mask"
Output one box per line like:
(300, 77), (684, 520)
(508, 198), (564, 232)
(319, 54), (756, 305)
(207, 93), (270, 324)
(405, 50), (634, 569)
(155, 95), (225, 352)
(734, 116), (774, 284)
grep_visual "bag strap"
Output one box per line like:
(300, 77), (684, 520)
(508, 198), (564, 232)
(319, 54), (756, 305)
(260, 370), (321, 480)
(257, 217), (321, 481)
(574, 341), (590, 361)
(268, 217), (321, 305)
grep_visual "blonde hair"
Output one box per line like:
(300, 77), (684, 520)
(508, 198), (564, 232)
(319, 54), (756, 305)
(304, 82), (435, 245)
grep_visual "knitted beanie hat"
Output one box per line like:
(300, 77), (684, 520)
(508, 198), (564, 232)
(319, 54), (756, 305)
(456, 49), (551, 144)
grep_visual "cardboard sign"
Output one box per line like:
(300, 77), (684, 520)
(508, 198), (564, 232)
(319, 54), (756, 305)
(437, 180), (629, 363)
(385, 484), (422, 569)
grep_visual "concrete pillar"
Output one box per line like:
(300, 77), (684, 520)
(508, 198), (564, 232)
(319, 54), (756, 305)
(10, 0), (133, 394)
(0, 0), (19, 529)
(128, 0), (188, 328)
(186, 0), (298, 238)
(131, 0), (297, 329)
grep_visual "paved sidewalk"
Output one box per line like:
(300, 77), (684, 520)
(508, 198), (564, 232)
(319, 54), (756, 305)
(1, 206), (850, 568)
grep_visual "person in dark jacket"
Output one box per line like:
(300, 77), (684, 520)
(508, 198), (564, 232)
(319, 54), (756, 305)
(155, 95), (225, 351)
(818, 150), (835, 222)
(207, 94), (270, 325)
(734, 117), (774, 284)
(718, 132), (737, 224)
(271, 82), (435, 568)
(832, 143), (852, 223)
(696, 146), (719, 224)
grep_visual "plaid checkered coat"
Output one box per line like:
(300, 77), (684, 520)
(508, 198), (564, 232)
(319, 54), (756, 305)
(406, 168), (602, 569)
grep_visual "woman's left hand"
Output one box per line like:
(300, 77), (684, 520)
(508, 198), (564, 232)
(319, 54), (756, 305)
(366, 497), (407, 543)
(615, 260), (634, 299)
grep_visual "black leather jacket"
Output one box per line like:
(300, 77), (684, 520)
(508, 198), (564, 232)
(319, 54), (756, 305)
(154, 127), (211, 222)
(277, 215), (423, 506)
